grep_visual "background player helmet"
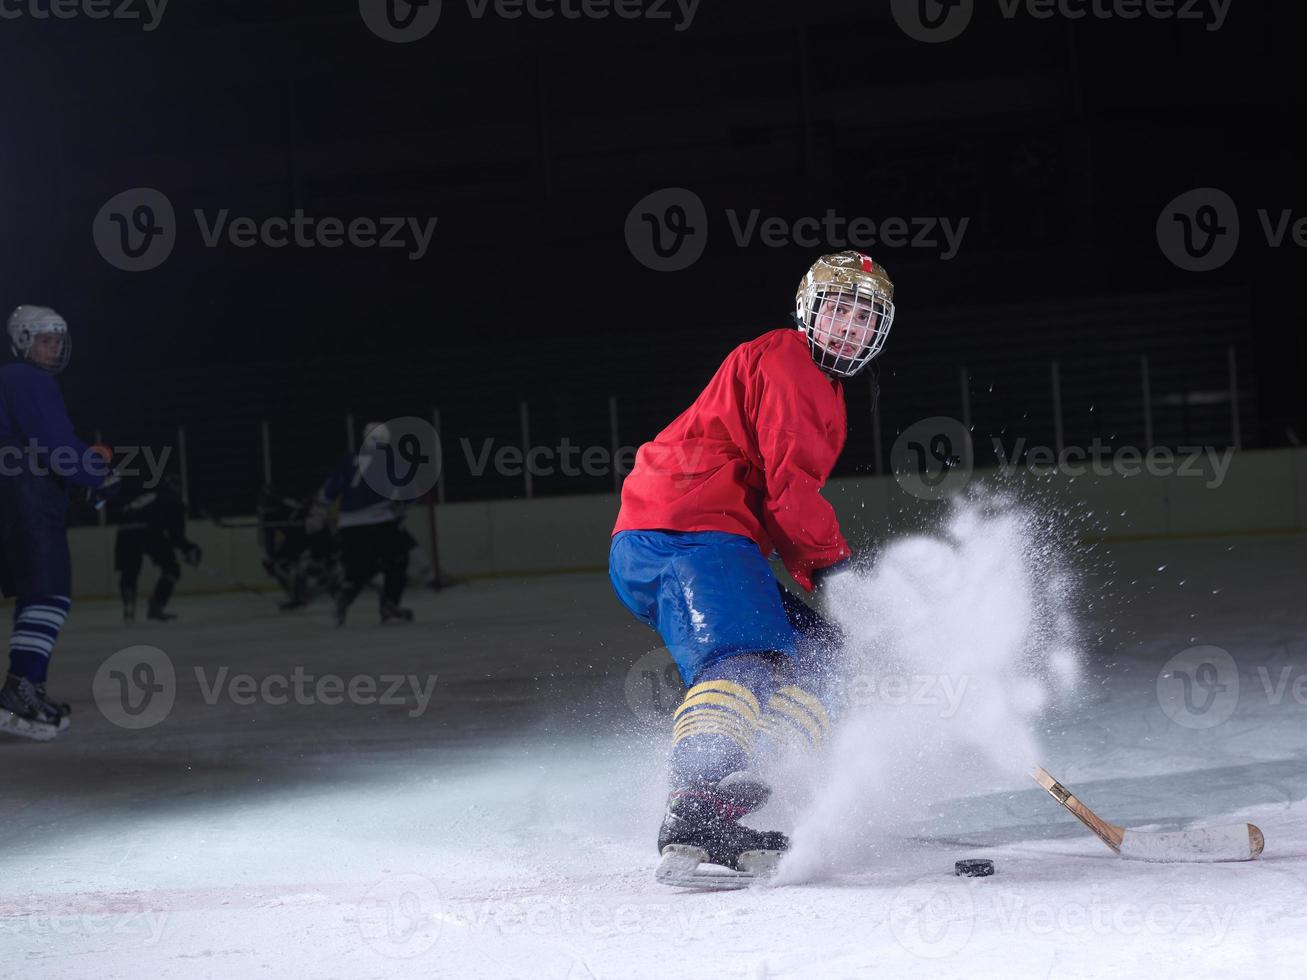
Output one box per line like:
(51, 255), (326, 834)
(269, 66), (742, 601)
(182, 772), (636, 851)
(794, 252), (895, 378)
(7, 305), (71, 375)
(361, 421), (391, 448)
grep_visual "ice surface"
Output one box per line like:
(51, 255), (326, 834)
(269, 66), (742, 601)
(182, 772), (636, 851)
(2, 531), (1306, 979)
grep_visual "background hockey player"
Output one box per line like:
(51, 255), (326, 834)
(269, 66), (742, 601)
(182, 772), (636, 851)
(316, 421), (414, 626)
(113, 473), (202, 622)
(609, 252), (896, 879)
(0, 306), (114, 740)
(257, 482), (338, 611)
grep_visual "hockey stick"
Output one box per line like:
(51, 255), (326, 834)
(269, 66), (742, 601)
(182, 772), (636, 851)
(1031, 765), (1264, 862)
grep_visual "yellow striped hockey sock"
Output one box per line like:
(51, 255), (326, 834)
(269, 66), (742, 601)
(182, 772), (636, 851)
(758, 684), (830, 756)
(669, 679), (762, 785)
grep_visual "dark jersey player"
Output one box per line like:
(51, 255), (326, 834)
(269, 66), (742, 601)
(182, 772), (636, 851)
(114, 474), (201, 622)
(609, 252), (897, 882)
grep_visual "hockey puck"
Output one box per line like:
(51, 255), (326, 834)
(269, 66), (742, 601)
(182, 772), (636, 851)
(954, 859), (994, 877)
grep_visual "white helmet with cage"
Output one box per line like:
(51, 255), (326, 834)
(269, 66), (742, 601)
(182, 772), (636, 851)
(794, 251), (895, 378)
(7, 305), (71, 374)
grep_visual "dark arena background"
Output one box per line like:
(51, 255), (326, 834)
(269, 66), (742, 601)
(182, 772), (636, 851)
(0, 2), (1304, 977)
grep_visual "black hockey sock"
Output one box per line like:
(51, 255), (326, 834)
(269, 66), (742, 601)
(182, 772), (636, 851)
(150, 575), (176, 613)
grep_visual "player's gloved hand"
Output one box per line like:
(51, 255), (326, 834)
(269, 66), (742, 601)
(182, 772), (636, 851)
(89, 472), (123, 510)
(182, 542), (203, 567)
(811, 558), (857, 616)
(305, 500), (329, 534)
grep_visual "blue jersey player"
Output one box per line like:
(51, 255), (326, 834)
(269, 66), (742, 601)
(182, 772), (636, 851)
(0, 306), (114, 740)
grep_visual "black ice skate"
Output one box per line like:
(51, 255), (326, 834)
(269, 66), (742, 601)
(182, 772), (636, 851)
(380, 601), (414, 625)
(655, 782), (788, 890)
(0, 673), (67, 741)
(146, 600), (176, 622)
(34, 684), (71, 728)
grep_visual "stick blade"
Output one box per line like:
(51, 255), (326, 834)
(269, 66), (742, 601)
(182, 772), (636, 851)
(1119, 823), (1265, 863)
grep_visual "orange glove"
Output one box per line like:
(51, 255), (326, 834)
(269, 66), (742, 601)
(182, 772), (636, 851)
(89, 444), (113, 462)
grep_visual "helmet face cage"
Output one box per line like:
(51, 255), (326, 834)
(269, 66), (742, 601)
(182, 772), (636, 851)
(10, 318), (71, 375)
(797, 281), (895, 379)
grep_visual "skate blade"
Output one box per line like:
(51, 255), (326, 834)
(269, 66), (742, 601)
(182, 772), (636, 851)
(0, 711), (61, 742)
(654, 845), (782, 891)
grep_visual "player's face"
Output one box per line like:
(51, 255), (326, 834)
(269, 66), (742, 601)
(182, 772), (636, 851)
(29, 332), (65, 370)
(813, 292), (879, 359)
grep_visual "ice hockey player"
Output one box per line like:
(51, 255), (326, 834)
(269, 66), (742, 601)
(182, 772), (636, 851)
(609, 252), (896, 880)
(0, 306), (115, 740)
(113, 473), (202, 622)
(316, 422), (414, 626)
(257, 483), (337, 611)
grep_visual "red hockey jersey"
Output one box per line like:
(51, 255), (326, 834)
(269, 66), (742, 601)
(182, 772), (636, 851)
(613, 328), (852, 591)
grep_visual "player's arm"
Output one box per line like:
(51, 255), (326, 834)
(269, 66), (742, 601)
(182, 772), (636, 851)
(753, 370), (851, 591)
(3, 366), (108, 488)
